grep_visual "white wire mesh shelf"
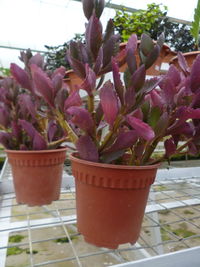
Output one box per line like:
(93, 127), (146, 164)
(0, 160), (200, 267)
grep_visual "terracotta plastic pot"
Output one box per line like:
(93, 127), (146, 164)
(170, 51), (200, 69)
(64, 70), (84, 92)
(70, 154), (159, 249)
(6, 147), (67, 206)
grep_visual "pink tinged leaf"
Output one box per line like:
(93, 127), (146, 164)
(126, 115), (155, 141)
(176, 106), (200, 121)
(67, 51), (86, 79)
(105, 130), (138, 153)
(0, 106), (10, 128)
(52, 73), (63, 95)
(131, 64), (146, 92)
(124, 86), (136, 111)
(144, 44), (160, 70)
(140, 77), (162, 94)
(100, 80), (119, 126)
(168, 122), (194, 137)
(190, 54), (200, 92)
(18, 94), (36, 118)
(47, 121), (57, 142)
(29, 53), (44, 68)
(126, 35), (138, 73)
(52, 66), (66, 78)
(30, 64), (55, 107)
(55, 88), (69, 111)
(82, 0), (94, 20)
(177, 52), (190, 73)
(188, 142), (198, 155)
(112, 57), (124, 104)
(162, 78), (176, 106)
(126, 34), (138, 54)
(10, 63), (32, 91)
(166, 64), (181, 86)
(20, 144), (28, 150)
(67, 106), (95, 134)
(19, 119), (47, 150)
(93, 47), (103, 75)
(64, 90), (82, 110)
(164, 138), (176, 157)
(79, 64), (96, 96)
(76, 135), (99, 162)
(102, 34), (120, 68)
(85, 14), (103, 60)
(132, 109), (143, 120)
(150, 89), (164, 109)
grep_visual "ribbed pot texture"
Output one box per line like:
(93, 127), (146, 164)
(6, 147), (67, 206)
(70, 154), (159, 249)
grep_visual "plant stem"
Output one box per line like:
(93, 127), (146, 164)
(55, 110), (78, 144)
(88, 95), (94, 114)
(141, 138), (161, 165)
(48, 137), (69, 149)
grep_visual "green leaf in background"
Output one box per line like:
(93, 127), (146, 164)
(148, 106), (161, 128)
(190, 0), (200, 50)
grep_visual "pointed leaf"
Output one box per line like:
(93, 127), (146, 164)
(124, 86), (136, 111)
(0, 132), (12, 149)
(19, 119), (47, 150)
(67, 106), (95, 134)
(102, 34), (120, 68)
(30, 64), (55, 107)
(18, 94), (36, 118)
(103, 19), (114, 43)
(100, 80), (119, 126)
(166, 64), (181, 86)
(10, 63), (32, 91)
(150, 89), (164, 109)
(79, 64), (96, 96)
(140, 34), (154, 56)
(64, 90), (82, 110)
(48, 121), (58, 142)
(148, 107), (162, 128)
(130, 64), (146, 92)
(164, 138), (176, 157)
(76, 135), (99, 162)
(190, 54), (200, 92)
(144, 44), (160, 70)
(0, 106), (10, 128)
(67, 51), (86, 79)
(126, 115), (155, 141)
(177, 52), (189, 73)
(85, 14), (102, 60)
(93, 47), (103, 74)
(82, 0), (94, 20)
(29, 53), (44, 68)
(94, 0), (105, 18)
(112, 57), (124, 104)
(100, 150), (125, 163)
(105, 130), (138, 153)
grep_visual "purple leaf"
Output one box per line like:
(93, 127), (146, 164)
(140, 34), (154, 56)
(82, 0), (94, 20)
(126, 34), (138, 54)
(55, 87), (69, 111)
(79, 64), (96, 96)
(29, 53), (44, 68)
(161, 77), (176, 106)
(52, 74), (63, 95)
(30, 64), (55, 107)
(112, 57), (124, 104)
(166, 64), (181, 86)
(47, 121), (57, 142)
(104, 130), (138, 153)
(18, 94), (36, 118)
(67, 106), (95, 134)
(164, 138), (176, 157)
(190, 54), (200, 92)
(177, 52), (190, 73)
(67, 51), (86, 79)
(93, 47), (103, 74)
(100, 150), (125, 163)
(144, 44), (160, 70)
(126, 115), (155, 141)
(150, 89), (164, 109)
(76, 135), (99, 162)
(100, 80), (119, 126)
(10, 63), (32, 91)
(131, 64), (146, 92)
(167, 122), (194, 137)
(102, 34), (120, 68)
(124, 86), (136, 111)
(52, 66), (66, 78)
(64, 90), (82, 111)
(11, 121), (22, 139)
(19, 119), (47, 150)
(85, 14), (102, 60)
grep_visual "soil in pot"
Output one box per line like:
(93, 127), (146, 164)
(70, 154), (159, 249)
(6, 147), (67, 206)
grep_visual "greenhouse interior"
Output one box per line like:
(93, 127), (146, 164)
(1, 0), (200, 266)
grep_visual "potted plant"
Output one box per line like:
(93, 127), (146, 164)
(53, 0), (200, 249)
(0, 51), (70, 206)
